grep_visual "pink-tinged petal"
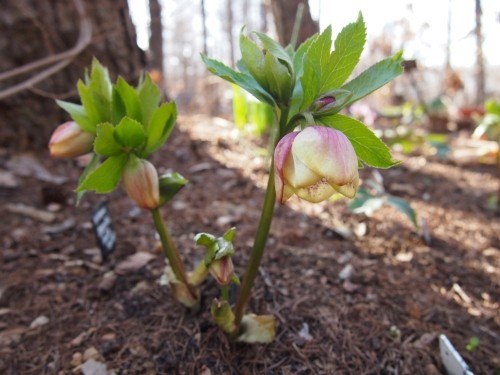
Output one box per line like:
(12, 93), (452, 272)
(49, 121), (94, 158)
(293, 126), (358, 186)
(123, 157), (160, 209)
(284, 151), (322, 188)
(294, 178), (336, 203)
(274, 132), (298, 203)
(331, 173), (359, 198)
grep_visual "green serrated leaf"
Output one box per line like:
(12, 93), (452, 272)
(264, 51), (293, 105)
(77, 80), (101, 125)
(320, 114), (399, 168)
(240, 33), (267, 85)
(56, 100), (95, 133)
(115, 77), (142, 122)
(254, 32), (293, 74)
(111, 87), (127, 125)
(138, 74), (161, 129)
(300, 26), (332, 110)
(386, 196), (418, 229)
(342, 52), (404, 106)
(76, 153), (101, 204)
(114, 117), (146, 149)
(89, 58), (112, 102)
(201, 54), (275, 106)
(293, 33), (317, 77)
(77, 153), (129, 193)
(145, 102), (177, 155)
(321, 12), (366, 91)
(94, 123), (122, 156)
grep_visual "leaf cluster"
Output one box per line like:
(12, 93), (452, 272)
(202, 12), (404, 169)
(57, 59), (177, 195)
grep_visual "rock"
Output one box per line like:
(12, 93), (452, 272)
(339, 264), (354, 280)
(0, 170), (20, 188)
(83, 346), (102, 361)
(29, 315), (49, 328)
(81, 359), (109, 375)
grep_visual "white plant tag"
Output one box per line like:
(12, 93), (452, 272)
(439, 334), (474, 375)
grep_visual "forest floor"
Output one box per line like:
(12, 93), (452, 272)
(0, 114), (499, 375)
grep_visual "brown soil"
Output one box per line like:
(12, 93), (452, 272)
(1, 115), (499, 375)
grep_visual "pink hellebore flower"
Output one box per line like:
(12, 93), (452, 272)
(48, 121), (94, 158)
(122, 157), (160, 210)
(274, 126), (359, 204)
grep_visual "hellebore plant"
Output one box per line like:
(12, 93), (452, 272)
(49, 12), (404, 344)
(202, 12), (403, 341)
(49, 59), (198, 308)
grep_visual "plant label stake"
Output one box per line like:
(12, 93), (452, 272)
(439, 334), (474, 375)
(91, 201), (116, 258)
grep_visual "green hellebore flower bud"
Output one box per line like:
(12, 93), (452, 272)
(274, 126), (359, 204)
(48, 121), (95, 158)
(208, 256), (235, 286)
(122, 156), (160, 210)
(309, 89), (353, 116)
(210, 299), (236, 334)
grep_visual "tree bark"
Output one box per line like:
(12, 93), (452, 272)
(474, 0), (486, 105)
(149, 0), (164, 87)
(0, 0), (145, 150)
(269, 0), (318, 47)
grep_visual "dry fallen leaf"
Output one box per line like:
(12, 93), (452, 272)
(115, 252), (156, 274)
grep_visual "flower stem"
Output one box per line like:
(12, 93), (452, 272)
(151, 208), (197, 299)
(233, 106), (289, 331)
(233, 167), (276, 328)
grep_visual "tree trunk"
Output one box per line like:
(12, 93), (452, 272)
(474, 0), (486, 105)
(148, 0), (165, 90)
(269, 0), (318, 47)
(0, 0), (145, 150)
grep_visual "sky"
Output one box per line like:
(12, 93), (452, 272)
(128, 0), (500, 69)
(309, 0), (500, 68)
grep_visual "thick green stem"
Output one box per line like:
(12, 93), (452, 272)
(233, 106), (289, 330)
(233, 168), (276, 327)
(151, 208), (196, 298)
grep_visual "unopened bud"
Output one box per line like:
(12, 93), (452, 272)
(209, 256), (234, 286)
(122, 156), (160, 209)
(49, 121), (94, 158)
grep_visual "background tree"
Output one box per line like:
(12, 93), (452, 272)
(269, 0), (318, 47)
(148, 0), (165, 92)
(474, 0), (486, 105)
(0, 0), (144, 150)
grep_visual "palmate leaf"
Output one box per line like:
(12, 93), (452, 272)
(321, 12), (366, 92)
(144, 102), (177, 155)
(386, 196), (418, 229)
(94, 123), (122, 156)
(320, 114), (399, 168)
(114, 117), (146, 149)
(300, 27), (332, 110)
(342, 51), (404, 106)
(56, 100), (95, 133)
(138, 74), (161, 129)
(201, 54), (275, 106)
(77, 153), (129, 193)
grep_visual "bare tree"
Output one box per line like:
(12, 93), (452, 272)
(149, 0), (165, 90)
(269, 0), (318, 47)
(474, 0), (486, 105)
(0, 0), (144, 150)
